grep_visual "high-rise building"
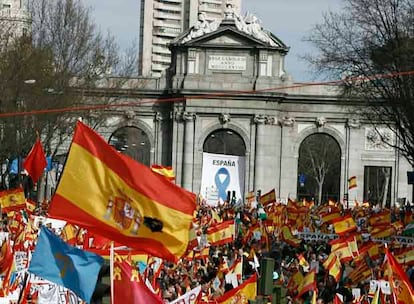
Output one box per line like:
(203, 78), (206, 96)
(0, 0), (30, 45)
(138, 0), (241, 78)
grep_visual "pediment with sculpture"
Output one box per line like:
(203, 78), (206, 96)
(172, 7), (288, 51)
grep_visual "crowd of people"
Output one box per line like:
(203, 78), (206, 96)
(140, 194), (414, 303)
(0, 192), (413, 303)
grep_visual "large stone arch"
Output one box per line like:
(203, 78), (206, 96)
(295, 126), (345, 203)
(294, 126), (345, 158)
(193, 121), (251, 201)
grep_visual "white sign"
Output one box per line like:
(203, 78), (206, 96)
(200, 153), (245, 206)
(208, 55), (246, 71)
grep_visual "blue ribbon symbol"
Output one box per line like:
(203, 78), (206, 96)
(215, 167), (230, 201)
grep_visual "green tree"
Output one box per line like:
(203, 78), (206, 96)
(297, 133), (341, 205)
(306, 0), (414, 165)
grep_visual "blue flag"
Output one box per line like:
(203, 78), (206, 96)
(28, 226), (104, 303)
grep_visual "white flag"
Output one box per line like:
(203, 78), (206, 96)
(170, 285), (202, 304)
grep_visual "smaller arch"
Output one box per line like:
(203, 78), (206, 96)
(203, 128), (246, 156)
(103, 117), (155, 150)
(197, 121), (250, 155)
(108, 126), (151, 166)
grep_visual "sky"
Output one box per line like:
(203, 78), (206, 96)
(82, 0), (343, 82)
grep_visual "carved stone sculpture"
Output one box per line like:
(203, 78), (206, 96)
(219, 113), (231, 124)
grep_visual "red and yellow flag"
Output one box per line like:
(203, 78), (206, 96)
(48, 121), (197, 262)
(280, 226), (301, 247)
(368, 209), (391, 227)
(348, 176), (357, 189)
(260, 189), (276, 207)
(287, 270), (303, 292)
(207, 220), (235, 246)
(150, 165), (175, 181)
(216, 273), (257, 304)
(296, 271), (316, 299)
(384, 248), (414, 304)
(332, 215), (357, 235)
(0, 188), (26, 212)
(327, 254), (342, 282)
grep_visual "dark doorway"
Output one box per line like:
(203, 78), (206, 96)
(297, 133), (341, 204)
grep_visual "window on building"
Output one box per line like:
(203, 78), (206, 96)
(203, 129), (245, 156)
(2, 4), (11, 16)
(297, 133), (341, 204)
(363, 166), (392, 208)
(108, 127), (151, 166)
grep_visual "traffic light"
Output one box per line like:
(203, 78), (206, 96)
(258, 257), (275, 296)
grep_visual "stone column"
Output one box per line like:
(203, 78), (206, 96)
(154, 112), (165, 164)
(254, 115), (267, 191)
(182, 112), (196, 191)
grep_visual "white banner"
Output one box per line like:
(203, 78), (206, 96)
(200, 153), (245, 206)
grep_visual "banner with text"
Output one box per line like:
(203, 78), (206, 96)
(200, 153), (245, 206)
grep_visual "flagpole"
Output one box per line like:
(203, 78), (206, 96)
(17, 271), (29, 304)
(110, 241), (114, 304)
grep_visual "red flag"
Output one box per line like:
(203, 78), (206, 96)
(23, 138), (47, 182)
(113, 259), (164, 304)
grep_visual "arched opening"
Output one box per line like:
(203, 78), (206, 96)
(203, 129), (246, 156)
(297, 133), (341, 204)
(201, 129), (246, 205)
(108, 126), (151, 166)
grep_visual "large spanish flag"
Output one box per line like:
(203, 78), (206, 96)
(48, 121), (196, 262)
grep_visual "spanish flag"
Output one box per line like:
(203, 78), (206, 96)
(287, 270), (303, 292)
(48, 121), (197, 262)
(280, 226), (301, 247)
(207, 220), (235, 246)
(260, 189), (276, 206)
(332, 215), (357, 235)
(327, 254), (342, 282)
(296, 271), (316, 299)
(216, 273), (257, 304)
(348, 176), (357, 189)
(368, 209), (391, 227)
(0, 188), (26, 212)
(384, 248), (414, 304)
(150, 165), (175, 181)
